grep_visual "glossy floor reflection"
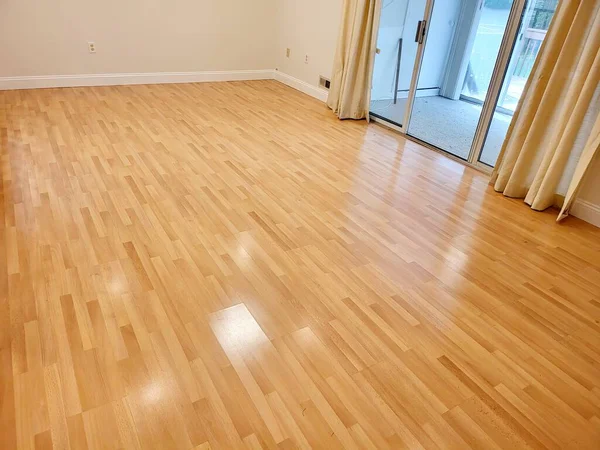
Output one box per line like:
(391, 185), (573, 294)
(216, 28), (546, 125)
(1, 80), (599, 449)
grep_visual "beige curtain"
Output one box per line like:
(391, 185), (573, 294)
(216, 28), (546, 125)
(491, 0), (600, 220)
(327, 0), (381, 120)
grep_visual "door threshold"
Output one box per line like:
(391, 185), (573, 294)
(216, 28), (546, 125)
(404, 134), (492, 174)
(370, 117), (492, 175)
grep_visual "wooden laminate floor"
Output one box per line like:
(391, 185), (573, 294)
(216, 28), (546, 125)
(1, 80), (600, 450)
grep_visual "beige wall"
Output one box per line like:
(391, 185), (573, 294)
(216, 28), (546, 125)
(0, 0), (343, 85)
(275, 0), (343, 88)
(0, 0), (277, 76)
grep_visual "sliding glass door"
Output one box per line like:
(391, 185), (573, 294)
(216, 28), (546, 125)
(478, 0), (558, 166)
(370, 0), (557, 169)
(370, 0), (429, 128)
(407, 0), (518, 160)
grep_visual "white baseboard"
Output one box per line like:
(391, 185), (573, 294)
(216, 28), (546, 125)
(0, 69), (274, 90)
(400, 87), (440, 99)
(373, 88), (441, 102)
(273, 71), (329, 103)
(0, 70), (331, 104)
(0, 69), (331, 105)
(569, 200), (600, 227)
(571, 199), (600, 227)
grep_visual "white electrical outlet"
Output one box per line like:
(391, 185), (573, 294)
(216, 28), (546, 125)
(88, 42), (96, 53)
(304, 54), (309, 64)
(286, 48), (291, 58)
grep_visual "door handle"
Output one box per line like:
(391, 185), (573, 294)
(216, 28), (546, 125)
(414, 20), (427, 44)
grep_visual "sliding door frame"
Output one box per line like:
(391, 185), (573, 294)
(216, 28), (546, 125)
(370, 0), (435, 133)
(468, 0), (527, 171)
(370, 0), (529, 173)
(400, 0), (435, 134)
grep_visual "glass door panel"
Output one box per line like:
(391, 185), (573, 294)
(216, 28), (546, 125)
(407, 0), (516, 160)
(478, 0), (558, 166)
(461, 2), (514, 104)
(370, 0), (428, 127)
